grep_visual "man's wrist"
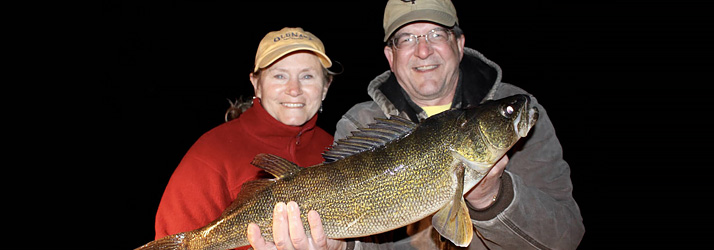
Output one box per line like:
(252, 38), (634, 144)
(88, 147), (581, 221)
(467, 173), (514, 221)
(469, 177), (502, 210)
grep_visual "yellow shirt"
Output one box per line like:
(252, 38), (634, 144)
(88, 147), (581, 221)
(422, 103), (452, 117)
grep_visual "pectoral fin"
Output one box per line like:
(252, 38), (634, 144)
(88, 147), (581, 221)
(432, 165), (474, 247)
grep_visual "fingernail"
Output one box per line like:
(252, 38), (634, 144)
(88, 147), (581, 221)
(288, 201), (298, 212)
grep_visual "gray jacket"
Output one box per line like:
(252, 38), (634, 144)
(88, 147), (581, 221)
(334, 48), (584, 249)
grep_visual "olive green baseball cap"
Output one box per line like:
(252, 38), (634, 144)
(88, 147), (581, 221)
(254, 27), (332, 72)
(383, 0), (459, 42)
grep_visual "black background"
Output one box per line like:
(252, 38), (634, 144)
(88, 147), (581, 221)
(90, 0), (714, 249)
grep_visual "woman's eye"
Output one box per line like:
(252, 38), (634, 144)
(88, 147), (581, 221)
(302, 74), (313, 80)
(273, 74), (285, 80)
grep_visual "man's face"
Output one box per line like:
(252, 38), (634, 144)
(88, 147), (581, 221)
(384, 22), (465, 107)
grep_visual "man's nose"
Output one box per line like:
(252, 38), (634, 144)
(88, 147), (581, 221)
(414, 37), (433, 59)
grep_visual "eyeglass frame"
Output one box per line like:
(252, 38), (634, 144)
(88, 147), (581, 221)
(387, 28), (455, 50)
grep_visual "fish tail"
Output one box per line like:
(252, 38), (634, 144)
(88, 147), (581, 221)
(135, 233), (188, 250)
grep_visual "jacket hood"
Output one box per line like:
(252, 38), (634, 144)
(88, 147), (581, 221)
(367, 47), (503, 121)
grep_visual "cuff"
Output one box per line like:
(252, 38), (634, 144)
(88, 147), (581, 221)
(467, 172), (514, 221)
(345, 240), (356, 250)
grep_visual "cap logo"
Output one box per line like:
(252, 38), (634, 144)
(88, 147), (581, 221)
(273, 32), (314, 43)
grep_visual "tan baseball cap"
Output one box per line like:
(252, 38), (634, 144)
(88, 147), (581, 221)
(383, 0), (459, 42)
(253, 27), (332, 72)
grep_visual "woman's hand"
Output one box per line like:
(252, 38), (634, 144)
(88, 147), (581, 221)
(248, 201), (346, 250)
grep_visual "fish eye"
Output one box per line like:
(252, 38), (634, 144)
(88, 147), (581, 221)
(501, 105), (514, 117)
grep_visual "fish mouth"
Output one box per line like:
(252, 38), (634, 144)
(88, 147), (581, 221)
(529, 107), (539, 127)
(281, 102), (305, 108)
(517, 107), (539, 137)
(512, 95), (539, 137)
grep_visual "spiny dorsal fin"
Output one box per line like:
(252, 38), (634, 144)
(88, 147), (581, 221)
(250, 153), (303, 180)
(323, 116), (417, 162)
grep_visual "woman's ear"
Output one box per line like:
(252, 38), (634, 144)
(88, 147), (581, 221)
(321, 77), (332, 101)
(249, 72), (261, 99)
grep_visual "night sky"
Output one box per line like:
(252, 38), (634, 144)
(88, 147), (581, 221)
(92, 1), (712, 249)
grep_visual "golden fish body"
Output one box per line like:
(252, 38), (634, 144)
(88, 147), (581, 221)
(136, 94), (538, 250)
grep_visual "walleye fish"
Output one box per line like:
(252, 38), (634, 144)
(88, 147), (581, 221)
(136, 94), (539, 250)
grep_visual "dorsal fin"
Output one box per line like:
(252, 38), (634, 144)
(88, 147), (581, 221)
(323, 116), (417, 162)
(250, 153), (303, 180)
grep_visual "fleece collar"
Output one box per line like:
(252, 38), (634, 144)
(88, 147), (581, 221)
(237, 98), (319, 146)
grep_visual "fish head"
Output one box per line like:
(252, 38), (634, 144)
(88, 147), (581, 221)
(462, 94), (539, 156)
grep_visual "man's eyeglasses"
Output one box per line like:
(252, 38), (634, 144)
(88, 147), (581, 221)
(390, 28), (453, 50)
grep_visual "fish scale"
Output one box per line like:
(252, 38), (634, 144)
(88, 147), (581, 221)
(136, 94), (538, 250)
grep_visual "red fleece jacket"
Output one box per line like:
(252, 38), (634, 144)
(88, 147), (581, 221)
(154, 99), (333, 249)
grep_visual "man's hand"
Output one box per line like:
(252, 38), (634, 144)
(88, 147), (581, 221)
(248, 201), (346, 250)
(465, 155), (509, 209)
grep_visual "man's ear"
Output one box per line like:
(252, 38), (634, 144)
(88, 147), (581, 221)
(456, 34), (465, 60)
(384, 45), (395, 71)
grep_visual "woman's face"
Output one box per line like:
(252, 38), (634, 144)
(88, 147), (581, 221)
(250, 52), (331, 126)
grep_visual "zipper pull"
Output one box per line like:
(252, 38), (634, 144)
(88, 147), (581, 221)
(295, 131), (303, 145)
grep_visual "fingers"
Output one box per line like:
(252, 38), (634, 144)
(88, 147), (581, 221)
(272, 202), (294, 250)
(268, 202), (331, 250)
(307, 210), (328, 250)
(248, 223), (276, 250)
(286, 201), (309, 250)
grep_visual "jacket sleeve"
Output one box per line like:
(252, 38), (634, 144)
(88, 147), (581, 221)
(465, 94), (584, 249)
(154, 151), (232, 240)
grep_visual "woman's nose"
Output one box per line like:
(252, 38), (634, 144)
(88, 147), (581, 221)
(285, 78), (302, 96)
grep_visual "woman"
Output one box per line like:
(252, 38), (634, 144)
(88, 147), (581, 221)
(153, 27), (337, 250)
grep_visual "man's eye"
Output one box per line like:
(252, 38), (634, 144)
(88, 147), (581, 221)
(430, 31), (447, 41)
(395, 34), (414, 44)
(274, 74), (285, 79)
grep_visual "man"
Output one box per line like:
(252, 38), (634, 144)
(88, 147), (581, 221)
(249, 0), (584, 249)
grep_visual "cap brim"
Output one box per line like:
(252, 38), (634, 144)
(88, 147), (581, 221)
(383, 9), (458, 42)
(255, 44), (332, 72)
